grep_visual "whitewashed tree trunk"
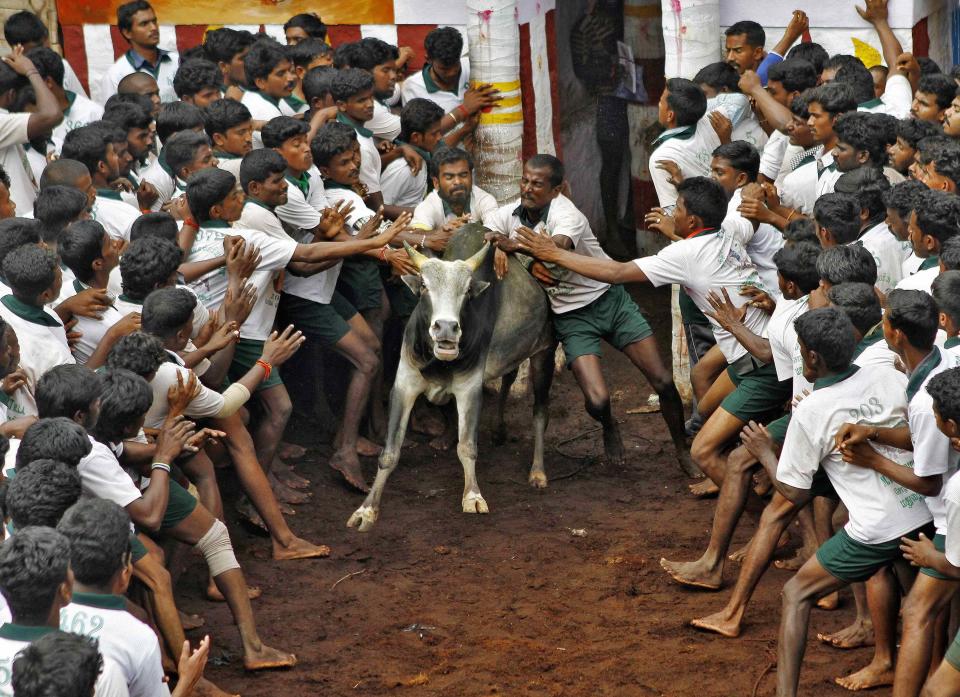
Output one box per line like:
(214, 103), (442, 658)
(660, 0), (721, 79)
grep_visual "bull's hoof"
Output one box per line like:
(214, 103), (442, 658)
(462, 492), (489, 514)
(346, 506), (379, 532)
(528, 470), (548, 489)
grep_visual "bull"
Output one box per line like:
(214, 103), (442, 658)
(347, 223), (556, 532)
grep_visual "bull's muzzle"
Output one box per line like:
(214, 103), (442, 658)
(431, 319), (461, 360)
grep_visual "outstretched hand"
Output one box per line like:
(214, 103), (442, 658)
(514, 225), (561, 262)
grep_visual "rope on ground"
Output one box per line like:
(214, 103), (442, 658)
(751, 660), (776, 697)
(331, 569), (366, 590)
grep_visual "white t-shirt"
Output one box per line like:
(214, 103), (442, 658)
(0, 110), (35, 215)
(214, 152), (243, 181)
(942, 471), (960, 566)
(400, 60), (471, 111)
(853, 327), (898, 370)
(138, 156), (177, 213)
(908, 348), (960, 534)
(61, 594), (170, 697)
(379, 157), (427, 208)
(759, 129), (790, 182)
(64, 280), (126, 366)
(274, 169), (326, 232)
(815, 149), (841, 198)
(765, 295), (809, 396)
(858, 74), (913, 119)
(349, 121), (382, 195)
(777, 364), (932, 544)
(365, 100), (401, 141)
(487, 194), (611, 314)
(727, 188), (782, 296)
(144, 361), (225, 430)
(855, 221), (904, 294)
(91, 191), (140, 242)
(239, 198), (290, 240)
(98, 50), (179, 105)
(77, 437), (141, 508)
(52, 92), (104, 152)
(634, 225), (769, 363)
(63, 60), (88, 99)
(241, 91), (290, 149)
(902, 251), (925, 277)
(778, 155), (818, 216)
(896, 266), (939, 294)
(731, 111), (768, 151)
(411, 186), (500, 231)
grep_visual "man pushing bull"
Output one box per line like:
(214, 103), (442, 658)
(486, 154), (694, 474)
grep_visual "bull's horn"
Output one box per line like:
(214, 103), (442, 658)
(402, 241), (430, 270)
(464, 242), (491, 272)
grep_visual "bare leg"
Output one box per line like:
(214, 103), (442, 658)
(359, 291), (390, 440)
(179, 450), (223, 521)
(528, 346), (555, 488)
(893, 573), (959, 697)
(920, 655), (960, 696)
(250, 384), (292, 482)
(690, 407), (747, 486)
(696, 367), (736, 421)
(837, 568), (899, 690)
(691, 344), (728, 403)
(569, 355), (623, 466)
(775, 506), (819, 571)
(132, 540), (186, 661)
(818, 580), (875, 649)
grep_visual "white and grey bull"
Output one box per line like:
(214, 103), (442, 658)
(347, 224), (556, 532)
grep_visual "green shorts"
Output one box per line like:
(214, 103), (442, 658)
(159, 480), (198, 531)
(766, 413), (791, 445)
(720, 361), (791, 422)
(946, 627), (960, 671)
(228, 338), (283, 391)
(817, 526), (928, 583)
(920, 534), (952, 581)
(553, 285), (653, 366)
(277, 291), (357, 348)
(336, 257), (383, 312)
(810, 466), (839, 500)
(131, 533), (147, 563)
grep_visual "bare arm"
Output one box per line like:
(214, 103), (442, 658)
(840, 440), (942, 496)
(3, 48), (61, 140)
(858, 0), (902, 69)
(513, 225), (649, 285)
(739, 70), (793, 132)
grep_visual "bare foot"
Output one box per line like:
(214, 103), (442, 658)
(429, 427), (457, 452)
(243, 643), (297, 671)
(206, 582), (262, 602)
(690, 610), (742, 638)
(818, 618), (874, 649)
(410, 409), (444, 437)
(356, 436), (383, 457)
(236, 497), (268, 532)
(273, 536), (331, 561)
(330, 450), (369, 492)
(774, 547), (815, 571)
(817, 591), (840, 610)
(689, 479), (719, 498)
(268, 473), (311, 505)
(273, 460), (310, 490)
(178, 610), (204, 630)
(192, 677), (240, 697)
(834, 659), (893, 691)
(728, 540), (752, 563)
(660, 557), (722, 590)
(278, 441), (306, 460)
(603, 427), (625, 466)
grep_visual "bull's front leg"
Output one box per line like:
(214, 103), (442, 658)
(453, 377), (487, 513)
(347, 360), (425, 532)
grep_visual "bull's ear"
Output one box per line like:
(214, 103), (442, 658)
(470, 280), (490, 297)
(402, 274), (423, 295)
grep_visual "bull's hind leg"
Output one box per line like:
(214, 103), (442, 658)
(453, 379), (488, 514)
(528, 345), (556, 488)
(493, 368), (519, 446)
(347, 363), (424, 532)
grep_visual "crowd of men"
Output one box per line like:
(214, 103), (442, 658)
(3, 0), (960, 695)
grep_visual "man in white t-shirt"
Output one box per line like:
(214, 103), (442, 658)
(771, 307), (932, 697)
(240, 41), (299, 149)
(25, 48), (103, 154)
(380, 98), (444, 209)
(805, 82), (859, 198)
(3, 10), (88, 98)
(98, 1), (178, 104)
(400, 27), (470, 112)
(492, 155), (691, 473)
(333, 69), (382, 200)
(895, 188), (960, 296)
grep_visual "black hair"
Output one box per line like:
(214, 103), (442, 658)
(3, 244), (57, 303)
(924, 141), (960, 189)
(693, 62), (740, 93)
(0, 526), (71, 625)
(104, 91), (155, 118)
(430, 146), (474, 178)
(526, 154), (564, 188)
(886, 288), (939, 350)
(93, 369), (153, 443)
(105, 331), (167, 377)
(141, 286), (196, 339)
(180, 45), (208, 63)
(310, 122), (356, 167)
(712, 141), (759, 181)
(239, 148), (286, 192)
(117, 0), (152, 32)
(155, 101), (205, 142)
(664, 77), (707, 127)
(816, 244), (878, 286)
(185, 167), (235, 222)
(914, 188), (960, 247)
(102, 101), (152, 133)
(302, 65), (336, 104)
(883, 179), (929, 218)
(87, 120), (128, 149)
(867, 112), (899, 148)
(58, 220), (107, 284)
(918, 73), (957, 109)
(834, 61), (875, 104)
(285, 38), (330, 69)
(3, 11), (48, 46)
(724, 20), (765, 47)
(942, 236), (960, 271)
(60, 125), (109, 178)
(794, 307), (857, 371)
(0, 218), (40, 271)
(162, 130), (210, 178)
(130, 211), (178, 243)
(785, 42), (829, 74)
(173, 58), (223, 99)
(676, 176), (727, 229)
(400, 98), (445, 143)
(927, 366), (960, 425)
(766, 59), (818, 93)
(773, 242), (820, 293)
(425, 26), (464, 65)
(24, 47), (63, 87)
(33, 186), (88, 245)
(331, 67), (375, 102)
(827, 282), (882, 335)
(284, 12), (327, 41)
(918, 57), (943, 75)
(0, 164), (10, 191)
(12, 631), (102, 697)
(260, 115), (308, 149)
(0, 62), (23, 96)
(332, 42), (368, 70)
(119, 236), (182, 299)
(243, 39), (289, 88)
(833, 111), (887, 164)
(361, 37), (400, 68)
(834, 166), (890, 221)
(933, 270), (960, 328)
(789, 92), (813, 120)
(203, 99), (251, 144)
(203, 27), (256, 65)
(825, 54), (863, 72)
(896, 117), (943, 149)
(5, 460), (81, 529)
(807, 81), (858, 116)
(814, 192), (861, 244)
(783, 217), (819, 245)
(35, 364), (102, 421)
(58, 498), (132, 587)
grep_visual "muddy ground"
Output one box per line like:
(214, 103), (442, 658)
(182, 285), (875, 697)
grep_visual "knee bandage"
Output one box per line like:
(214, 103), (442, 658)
(195, 519), (239, 577)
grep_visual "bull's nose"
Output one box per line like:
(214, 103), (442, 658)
(432, 319), (460, 336)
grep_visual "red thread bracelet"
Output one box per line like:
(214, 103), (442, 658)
(378, 246), (388, 262)
(256, 359), (272, 381)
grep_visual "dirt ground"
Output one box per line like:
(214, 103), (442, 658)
(182, 286), (877, 697)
